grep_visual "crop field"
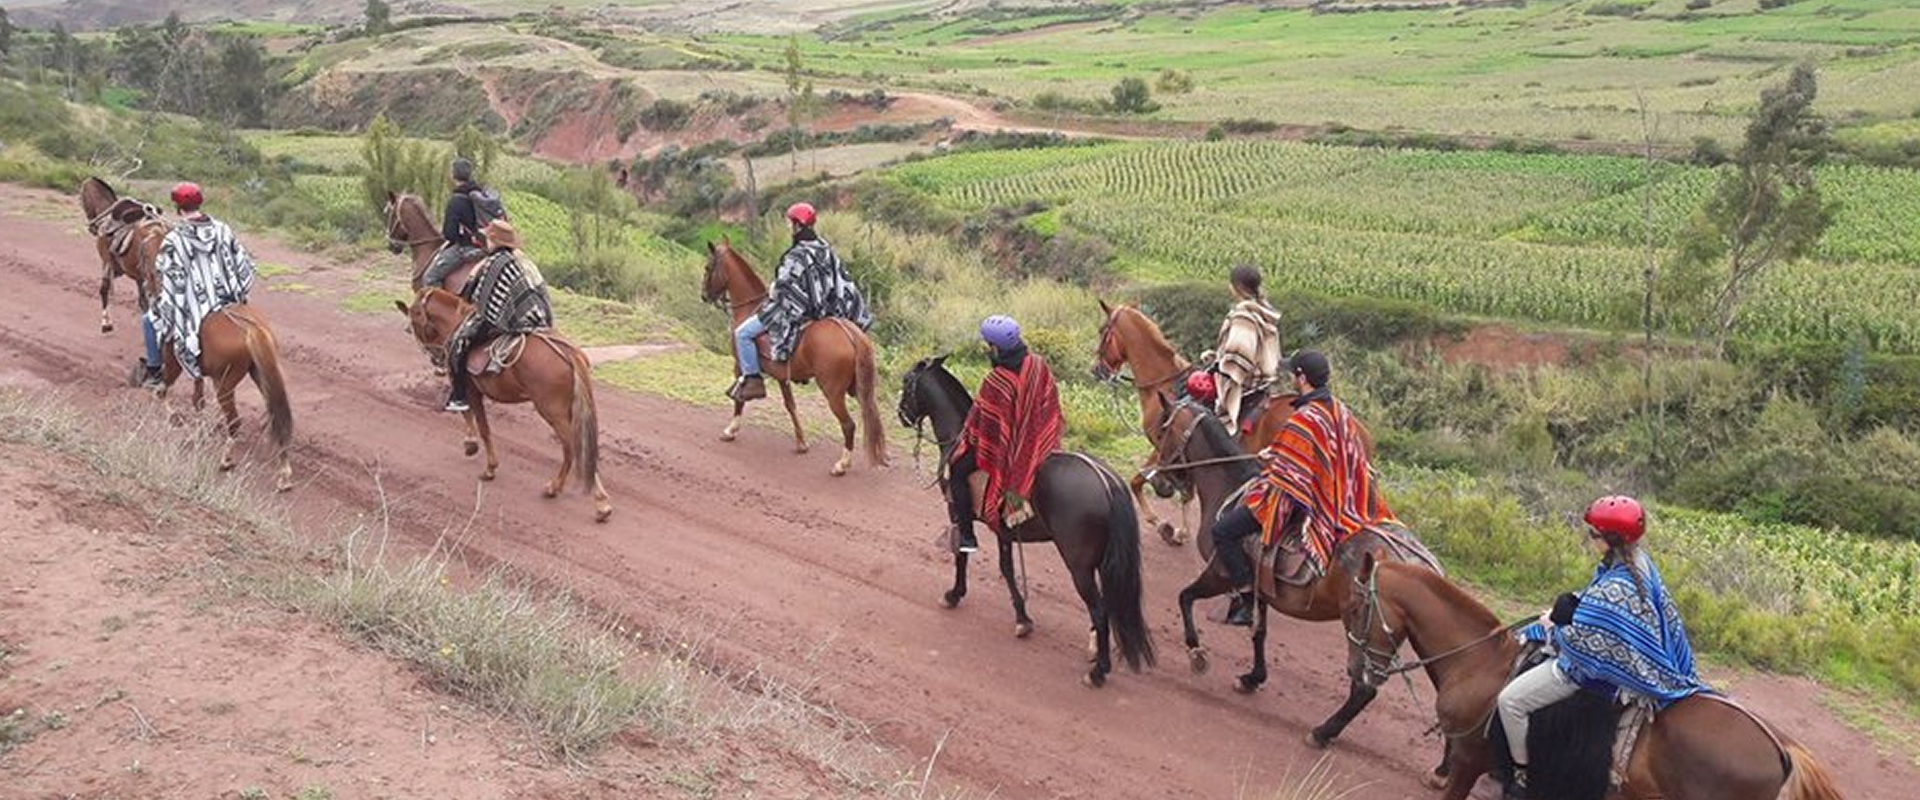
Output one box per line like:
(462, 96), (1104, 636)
(891, 140), (1920, 350)
(708, 0), (1920, 145)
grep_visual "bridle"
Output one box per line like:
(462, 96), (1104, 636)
(1346, 560), (1533, 704)
(403, 294), (453, 369)
(899, 364), (959, 488)
(701, 250), (767, 313)
(386, 198), (440, 253)
(1094, 307), (1191, 391)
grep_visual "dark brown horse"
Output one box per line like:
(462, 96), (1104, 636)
(383, 192), (476, 295)
(1092, 301), (1297, 545)
(154, 304), (296, 492)
(1343, 557), (1846, 800)
(398, 289), (612, 521)
(1144, 396), (1439, 743)
(80, 177), (168, 334)
(898, 355), (1154, 686)
(702, 239), (886, 476)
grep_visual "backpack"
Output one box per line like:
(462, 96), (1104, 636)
(469, 186), (508, 228)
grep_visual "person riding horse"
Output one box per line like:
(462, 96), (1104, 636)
(728, 202), (872, 403)
(947, 316), (1064, 555)
(1210, 350), (1393, 626)
(1206, 264), (1282, 435)
(148, 182), (256, 385)
(440, 221), (552, 413)
(419, 157), (506, 292)
(1496, 495), (1706, 800)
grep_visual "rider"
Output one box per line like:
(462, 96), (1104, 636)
(1496, 495), (1705, 800)
(946, 316), (1064, 554)
(419, 157), (494, 291)
(728, 202), (872, 402)
(149, 182), (256, 384)
(440, 220), (552, 412)
(1209, 264), (1282, 435)
(1208, 351), (1393, 626)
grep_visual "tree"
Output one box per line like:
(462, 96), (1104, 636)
(364, 0), (392, 36)
(1671, 63), (1834, 352)
(216, 37), (269, 126)
(362, 114), (448, 215)
(161, 11), (186, 49)
(1109, 77), (1159, 114)
(782, 35), (818, 171)
(1, 8), (15, 58)
(451, 123), (500, 184)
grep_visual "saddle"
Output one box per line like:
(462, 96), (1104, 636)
(967, 470), (1036, 532)
(1486, 646), (1626, 800)
(1254, 511), (1319, 589)
(90, 199), (163, 256)
(465, 331), (553, 376)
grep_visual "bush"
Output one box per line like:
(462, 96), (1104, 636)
(1154, 69), (1194, 95)
(1585, 1), (1650, 17)
(638, 98), (692, 131)
(1688, 136), (1729, 167)
(1684, 0), (1711, 9)
(1108, 77), (1159, 115)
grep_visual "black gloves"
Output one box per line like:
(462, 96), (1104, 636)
(1549, 592), (1582, 627)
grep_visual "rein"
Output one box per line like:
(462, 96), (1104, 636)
(1348, 560), (1533, 686)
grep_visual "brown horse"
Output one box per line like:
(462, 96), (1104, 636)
(398, 289), (612, 521)
(1342, 557), (1846, 800)
(382, 192), (476, 295)
(154, 305), (296, 492)
(898, 356), (1154, 686)
(80, 177), (168, 334)
(701, 239), (886, 476)
(1091, 301), (1295, 545)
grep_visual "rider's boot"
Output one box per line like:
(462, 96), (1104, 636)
(729, 374), (767, 402)
(1224, 591), (1255, 627)
(1502, 766), (1531, 800)
(140, 361), (164, 390)
(445, 376), (471, 413)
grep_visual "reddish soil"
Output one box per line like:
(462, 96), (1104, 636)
(2, 189), (1915, 798)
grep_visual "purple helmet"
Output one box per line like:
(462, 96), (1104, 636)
(980, 315), (1022, 350)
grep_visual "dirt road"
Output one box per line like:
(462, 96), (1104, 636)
(1, 190), (1911, 799)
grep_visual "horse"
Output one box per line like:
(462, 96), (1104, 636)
(897, 355), (1154, 686)
(1092, 301), (1298, 546)
(79, 177), (168, 334)
(1343, 556), (1846, 800)
(382, 192), (475, 295)
(397, 289), (613, 521)
(153, 304), (296, 493)
(701, 239), (886, 477)
(1144, 397), (1440, 744)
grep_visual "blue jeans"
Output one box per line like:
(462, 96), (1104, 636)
(140, 312), (161, 369)
(734, 314), (767, 376)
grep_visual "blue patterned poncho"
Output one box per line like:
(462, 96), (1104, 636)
(1525, 550), (1708, 709)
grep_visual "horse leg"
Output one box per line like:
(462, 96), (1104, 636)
(999, 537), (1034, 638)
(942, 552), (969, 609)
(1180, 562), (1232, 675)
(471, 395), (498, 481)
(538, 394), (573, 499)
(722, 398), (745, 442)
(216, 372), (243, 472)
(1438, 746), (1487, 800)
(1068, 563), (1112, 688)
(1129, 470), (1181, 546)
(822, 384), (854, 476)
(98, 269), (114, 334)
(1307, 674), (1380, 749)
(1235, 599), (1270, 694)
(1426, 739), (1453, 790)
(778, 379), (808, 454)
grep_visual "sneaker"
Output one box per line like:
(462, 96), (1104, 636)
(444, 395), (470, 413)
(1503, 767), (1530, 800)
(729, 374), (767, 402)
(140, 365), (164, 390)
(957, 534), (980, 554)
(1224, 591), (1255, 627)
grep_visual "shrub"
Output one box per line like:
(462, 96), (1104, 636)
(638, 98), (692, 131)
(1154, 69), (1194, 95)
(1108, 77), (1159, 115)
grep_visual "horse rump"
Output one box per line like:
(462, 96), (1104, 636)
(1487, 684), (1620, 800)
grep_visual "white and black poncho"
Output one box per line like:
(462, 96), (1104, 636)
(761, 238), (872, 362)
(152, 216), (255, 378)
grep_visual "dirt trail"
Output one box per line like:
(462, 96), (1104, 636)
(1, 190), (1913, 799)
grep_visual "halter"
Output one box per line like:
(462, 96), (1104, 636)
(1094, 308), (1190, 391)
(1346, 560), (1534, 706)
(386, 199), (441, 251)
(899, 366), (959, 489)
(701, 250), (769, 312)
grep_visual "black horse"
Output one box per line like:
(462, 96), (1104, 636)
(1146, 395), (1444, 750)
(898, 355), (1155, 686)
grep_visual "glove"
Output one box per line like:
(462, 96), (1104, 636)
(1002, 492), (1034, 526)
(1549, 592), (1581, 627)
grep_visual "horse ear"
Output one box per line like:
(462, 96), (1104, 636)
(722, 234), (732, 246)
(931, 353), (948, 367)
(706, 240), (716, 254)
(387, 190), (398, 204)
(393, 300), (409, 315)
(1098, 298), (1113, 315)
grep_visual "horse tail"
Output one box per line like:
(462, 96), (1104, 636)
(1099, 465), (1155, 671)
(853, 328), (888, 467)
(567, 343), (600, 494)
(1779, 744), (1846, 800)
(239, 312), (294, 458)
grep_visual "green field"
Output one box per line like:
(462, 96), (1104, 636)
(708, 0), (1920, 145)
(890, 140), (1920, 350)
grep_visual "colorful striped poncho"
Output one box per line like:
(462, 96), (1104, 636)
(1539, 551), (1709, 709)
(1244, 390), (1396, 571)
(954, 350), (1063, 530)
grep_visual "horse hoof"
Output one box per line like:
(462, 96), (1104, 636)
(543, 486), (560, 499)
(463, 440), (479, 457)
(794, 443), (810, 454)
(1305, 729), (1332, 750)
(101, 323), (113, 334)
(940, 592), (961, 609)
(1188, 647), (1210, 675)
(830, 464), (849, 477)
(219, 459), (236, 473)
(1013, 622), (1033, 639)
(719, 431), (737, 442)
(1422, 771), (1448, 791)
(595, 506), (613, 522)
(275, 479), (294, 494)
(1234, 676), (1261, 695)
(1157, 522), (1182, 546)
(1173, 526), (1190, 545)
(1083, 670), (1106, 689)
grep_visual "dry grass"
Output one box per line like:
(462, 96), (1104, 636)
(1243, 754), (1371, 800)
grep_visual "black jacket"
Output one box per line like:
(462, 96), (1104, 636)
(442, 182), (483, 247)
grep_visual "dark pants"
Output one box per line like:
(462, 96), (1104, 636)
(948, 451), (981, 547)
(446, 316), (492, 405)
(1214, 503), (1260, 588)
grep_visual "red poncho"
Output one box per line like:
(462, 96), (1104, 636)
(1245, 393), (1396, 570)
(954, 353), (1064, 530)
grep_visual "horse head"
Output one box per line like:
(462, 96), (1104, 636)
(701, 239), (737, 306)
(383, 192), (419, 255)
(897, 353), (949, 429)
(1092, 299), (1130, 381)
(395, 289), (464, 369)
(80, 176), (118, 221)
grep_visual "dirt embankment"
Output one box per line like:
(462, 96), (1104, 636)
(2, 187), (1916, 799)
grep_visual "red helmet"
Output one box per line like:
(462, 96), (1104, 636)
(1584, 495), (1645, 545)
(785, 202), (817, 227)
(1184, 371), (1217, 404)
(170, 182), (204, 210)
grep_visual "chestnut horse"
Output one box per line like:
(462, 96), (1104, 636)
(1091, 301), (1294, 545)
(383, 192), (475, 295)
(398, 289), (613, 521)
(154, 304), (296, 492)
(1342, 557), (1846, 800)
(897, 355), (1154, 686)
(701, 239), (886, 476)
(79, 177), (168, 334)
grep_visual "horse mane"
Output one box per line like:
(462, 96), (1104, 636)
(396, 193), (437, 236)
(713, 242), (767, 292)
(925, 363), (972, 407)
(1385, 561), (1501, 631)
(1190, 405), (1256, 483)
(80, 177), (118, 219)
(1117, 304), (1180, 360)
